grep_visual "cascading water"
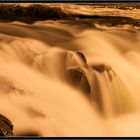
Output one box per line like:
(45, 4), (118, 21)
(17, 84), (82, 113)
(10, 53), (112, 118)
(0, 20), (140, 136)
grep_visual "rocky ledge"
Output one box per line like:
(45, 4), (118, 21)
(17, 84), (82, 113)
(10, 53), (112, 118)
(0, 114), (13, 136)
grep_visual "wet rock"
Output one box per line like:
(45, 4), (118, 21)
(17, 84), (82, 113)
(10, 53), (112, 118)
(0, 114), (13, 136)
(65, 51), (87, 70)
(91, 64), (112, 73)
(66, 67), (90, 94)
(91, 64), (115, 81)
(76, 51), (87, 64)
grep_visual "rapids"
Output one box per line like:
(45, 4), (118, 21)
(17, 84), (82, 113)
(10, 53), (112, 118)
(0, 20), (140, 136)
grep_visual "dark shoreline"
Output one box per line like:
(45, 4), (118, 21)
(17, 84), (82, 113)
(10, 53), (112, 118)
(0, 15), (139, 27)
(0, 4), (139, 27)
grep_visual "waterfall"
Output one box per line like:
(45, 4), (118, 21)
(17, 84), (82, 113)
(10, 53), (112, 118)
(0, 20), (140, 136)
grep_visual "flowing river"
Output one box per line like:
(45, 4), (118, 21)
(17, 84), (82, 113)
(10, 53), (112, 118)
(0, 19), (140, 136)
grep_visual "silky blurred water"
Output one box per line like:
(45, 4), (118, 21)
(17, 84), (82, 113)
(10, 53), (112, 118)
(0, 21), (140, 136)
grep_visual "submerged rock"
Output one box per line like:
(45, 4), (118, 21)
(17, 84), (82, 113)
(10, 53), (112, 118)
(0, 114), (13, 136)
(91, 64), (112, 73)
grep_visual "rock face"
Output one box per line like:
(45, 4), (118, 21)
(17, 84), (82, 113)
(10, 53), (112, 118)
(0, 114), (13, 136)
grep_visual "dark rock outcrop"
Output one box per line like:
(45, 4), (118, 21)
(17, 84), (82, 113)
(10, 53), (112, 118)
(0, 114), (13, 136)
(66, 67), (91, 94)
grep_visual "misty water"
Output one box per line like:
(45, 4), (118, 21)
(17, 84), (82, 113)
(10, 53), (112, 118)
(0, 20), (140, 136)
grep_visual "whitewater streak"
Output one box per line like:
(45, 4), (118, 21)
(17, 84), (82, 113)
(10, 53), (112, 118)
(0, 21), (140, 136)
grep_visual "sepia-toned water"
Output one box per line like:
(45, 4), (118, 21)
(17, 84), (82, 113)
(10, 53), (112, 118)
(0, 20), (140, 136)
